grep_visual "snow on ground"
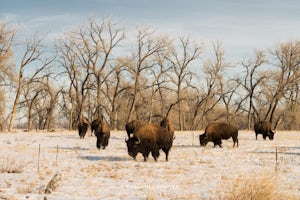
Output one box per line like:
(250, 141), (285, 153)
(0, 129), (299, 200)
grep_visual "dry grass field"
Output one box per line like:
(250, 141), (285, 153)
(0, 130), (299, 199)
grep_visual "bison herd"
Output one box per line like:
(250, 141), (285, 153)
(77, 119), (275, 162)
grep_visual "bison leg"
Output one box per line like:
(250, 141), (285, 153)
(162, 147), (170, 161)
(233, 137), (239, 147)
(213, 139), (222, 148)
(218, 140), (222, 148)
(96, 138), (101, 149)
(143, 156), (148, 162)
(151, 149), (160, 162)
(102, 136), (109, 149)
(142, 150), (150, 162)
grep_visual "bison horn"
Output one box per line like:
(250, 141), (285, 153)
(135, 137), (141, 144)
(173, 136), (176, 140)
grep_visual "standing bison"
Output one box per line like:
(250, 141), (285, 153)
(125, 123), (174, 162)
(125, 120), (142, 138)
(199, 122), (239, 147)
(254, 121), (275, 140)
(78, 117), (89, 139)
(95, 121), (110, 149)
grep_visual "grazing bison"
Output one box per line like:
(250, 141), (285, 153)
(78, 117), (89, 139)
(91, 118), (102, 136)
(95, 121), (110, 149)
(254, 121), (275, 140)
(125, 123), (174, 162)
(125, 120), (142, 138)
(199, 122), (238, 148)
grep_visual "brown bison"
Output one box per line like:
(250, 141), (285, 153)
(254, 121), (275, 140)
(95, 121), (110, 149)
(78, 117), (89, 139)
(125, 123), (174, 162)
(125, 120), (142, 138)
(199, 122), (238, 147)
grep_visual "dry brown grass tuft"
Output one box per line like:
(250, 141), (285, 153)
(44, 172), (62, 194)
(0, 158), (24, 173)
(220, 173), (296, 200)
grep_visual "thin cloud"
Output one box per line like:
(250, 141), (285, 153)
(1, 0), (300, 62)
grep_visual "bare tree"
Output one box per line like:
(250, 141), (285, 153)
(236, 50), (267, 129)
(189, 42), (224, 129)
(41, 77), (62, 131)
(125, 26), (170, 122)
(165, 35), (202, 130)
(209, 42), (240, 124)
(58, 31), (92, 127)
(265, 41), (300, 129)
(147, 49), (173, 123)
(102, 60), (128, 129)
(0, 21), (16, 131)
(85, 18), (125, 120)
(58, 18), (125, 128)
(21, 81), (43, 131)
(8, 34), (55, 132)
(0, 21), (15, 84)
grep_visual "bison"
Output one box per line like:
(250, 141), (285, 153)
(254, 121), (275, 140)
(95, 121), (111, 149)
(199, 122), (238, 148)
(78, 117), (89, 139)
(91, 118), (102, 136)
(125, 123), (174, 162)
(125, 120), (142, 138)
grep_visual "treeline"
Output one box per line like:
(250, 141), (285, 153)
(0, 18), (299, 132)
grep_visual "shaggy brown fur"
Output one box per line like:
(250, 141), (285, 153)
(254, 121), (275, 140)
(95, 121), (110, 149)
(199, 122), (239, 148)
(126, 123), (174, 161)
(78, 117), (89, 139)
(125, 120), (142, 138)
(91, 118), (102, 136)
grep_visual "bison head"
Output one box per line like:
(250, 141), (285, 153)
(199, 133), (208, 146)
(125, 137), (141, 159)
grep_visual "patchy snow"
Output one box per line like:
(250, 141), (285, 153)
(0, 130), (299, 199)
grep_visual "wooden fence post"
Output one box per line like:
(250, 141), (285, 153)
(275, 146), (278, 172)
(38, 144), (41, 173)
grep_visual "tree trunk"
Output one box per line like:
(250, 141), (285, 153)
(9, 76), (23, 132)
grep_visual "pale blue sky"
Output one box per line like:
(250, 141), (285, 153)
(1, 0), (300, 61)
